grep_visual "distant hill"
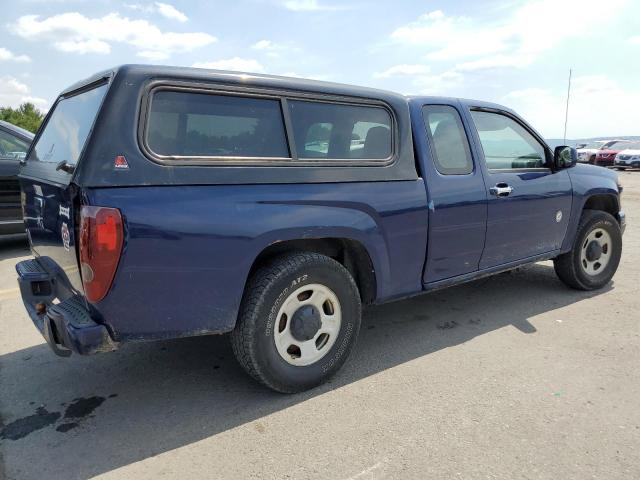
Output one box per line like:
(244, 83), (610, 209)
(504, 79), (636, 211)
(546, 136), (640, 149)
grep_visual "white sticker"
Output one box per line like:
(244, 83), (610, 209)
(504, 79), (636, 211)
(59, 205), (70, 219)
(61, 222), (70, 251)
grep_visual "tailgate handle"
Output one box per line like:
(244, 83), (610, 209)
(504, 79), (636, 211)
(56, 160), (76, 174)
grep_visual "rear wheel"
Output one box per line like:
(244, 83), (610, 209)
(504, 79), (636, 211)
(554, 210), (622, 290)
(231, 252), (361, 393)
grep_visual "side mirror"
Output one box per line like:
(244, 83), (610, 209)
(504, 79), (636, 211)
(554, 145), (577, 169)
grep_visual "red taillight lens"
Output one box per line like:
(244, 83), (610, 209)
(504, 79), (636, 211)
(79, 206), (124, 303)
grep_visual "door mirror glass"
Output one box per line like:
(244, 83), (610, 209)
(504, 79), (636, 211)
(554, 145), (577, 169)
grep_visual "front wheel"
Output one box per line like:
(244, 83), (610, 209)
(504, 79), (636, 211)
(231, 252), (361, 393)
(554, 210), (622, 290)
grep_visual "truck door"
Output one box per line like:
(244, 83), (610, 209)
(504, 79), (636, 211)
(414, 101), (488, 284)
(466, 108), (572, 268)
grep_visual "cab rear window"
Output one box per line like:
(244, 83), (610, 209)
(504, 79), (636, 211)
(29, 83), (108, 165)
(288, 100), (392, 160)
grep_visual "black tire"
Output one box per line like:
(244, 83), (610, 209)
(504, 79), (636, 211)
(554, 210), (622, 290)
(616, 167), (626, 171)
(231, 252), (361, 393)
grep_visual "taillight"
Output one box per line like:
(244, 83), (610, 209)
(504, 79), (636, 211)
(79, 206), (124, 302)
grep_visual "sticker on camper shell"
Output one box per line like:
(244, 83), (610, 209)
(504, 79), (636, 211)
(59, 205), (70, 219)
(114, 155), (129, 170)
(61, 222), (70, 251)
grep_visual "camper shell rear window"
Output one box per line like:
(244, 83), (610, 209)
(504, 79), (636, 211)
(141, 84), (395, 166)
(28, 82), (109, 166)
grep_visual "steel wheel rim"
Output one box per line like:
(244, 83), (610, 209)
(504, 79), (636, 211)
(580, 228), (612, 276)
(273, 283), (342, 366)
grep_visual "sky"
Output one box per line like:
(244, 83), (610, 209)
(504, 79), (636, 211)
(0, 0), (638, 139)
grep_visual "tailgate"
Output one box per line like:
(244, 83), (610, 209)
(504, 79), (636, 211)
(19, 81), (109, 294)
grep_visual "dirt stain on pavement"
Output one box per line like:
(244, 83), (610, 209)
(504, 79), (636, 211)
(1, 395), (111, 440)
(0, 407), (61, 441)
(54, 396), (107, 433)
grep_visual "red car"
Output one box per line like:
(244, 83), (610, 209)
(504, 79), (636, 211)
(594, 140), (631, 167)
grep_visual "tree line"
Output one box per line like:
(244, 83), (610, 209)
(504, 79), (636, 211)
(0, 102), (44, 133)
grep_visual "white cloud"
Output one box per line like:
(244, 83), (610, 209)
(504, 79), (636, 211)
(282, 0), (341, 11)
(455, 54), (535, 72)
(12, 12), (215, 60)
(374, 64), (430, 78)
(0, 47), (31, 62)
(250, 39), (297, 58)
(252, 40), (274, 50)
(415, 70), (464, 96)
(155, 2), (188, 22)
(503, 75), (640, 138)
(0, 76), (47, 108)
(630, 35), (640, 45)
(192, 57), (265, 73)
(391, 0), (627, 67)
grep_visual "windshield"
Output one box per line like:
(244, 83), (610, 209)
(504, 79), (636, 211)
(607, 141), (631, 150)
(621, 142), (640, 150)
(0, 129), (30, 160)
(582, 141), (605, 149)
(28, 83), (108, 165)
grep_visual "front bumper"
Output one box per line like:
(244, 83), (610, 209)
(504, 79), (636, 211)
(615, 158), (640, 167)
(16, 259), (118, 356)
(595, 157), (615, 166)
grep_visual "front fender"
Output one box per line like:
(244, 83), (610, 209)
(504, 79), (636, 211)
(562, 165), (621, 251)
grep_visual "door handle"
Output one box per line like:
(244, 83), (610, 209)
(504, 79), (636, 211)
(490, 183), (513, 197)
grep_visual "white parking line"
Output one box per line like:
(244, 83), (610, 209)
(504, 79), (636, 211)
(0, 287), (20, 300)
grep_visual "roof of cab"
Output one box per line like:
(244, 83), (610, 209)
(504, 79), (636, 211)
(407, 95), (517, 115)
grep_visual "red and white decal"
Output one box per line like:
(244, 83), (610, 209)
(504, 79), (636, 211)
(114, 155), (129, 169)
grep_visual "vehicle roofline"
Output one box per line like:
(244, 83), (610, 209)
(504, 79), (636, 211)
(62, 64), (408, 102)
(406, 96), (517, 113)
(0, 119), (35, 141)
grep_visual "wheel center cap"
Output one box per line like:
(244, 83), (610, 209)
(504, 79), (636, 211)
(290, 305), (321, 342)
(586, 240), (603, 261)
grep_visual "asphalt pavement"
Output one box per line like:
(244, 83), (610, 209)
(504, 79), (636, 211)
(1, 171), (639, 480)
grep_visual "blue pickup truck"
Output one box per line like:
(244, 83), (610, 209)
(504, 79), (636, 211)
(16, 65), (624, 393)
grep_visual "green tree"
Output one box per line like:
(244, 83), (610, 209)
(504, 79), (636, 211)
(0, 102), (45, 133)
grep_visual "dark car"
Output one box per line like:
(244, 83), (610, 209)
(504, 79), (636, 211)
(16, 65), (625, 393)
(594, 140), (631, 167)
(0, 120), (34, 235)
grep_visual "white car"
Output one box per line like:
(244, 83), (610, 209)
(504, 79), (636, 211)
(614, 143), (640, 169)
(577, 140), (620, 164)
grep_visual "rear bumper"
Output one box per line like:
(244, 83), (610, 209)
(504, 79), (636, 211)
(16, 259), (118, 356)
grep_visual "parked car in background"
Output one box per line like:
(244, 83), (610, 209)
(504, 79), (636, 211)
(614, 142), (640, 170)
(595, 140), (632, 167)
(1, 120), (34, 236)
(577, 140), (617, 164)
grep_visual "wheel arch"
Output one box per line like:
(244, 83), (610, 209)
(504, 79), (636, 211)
(582, 193), (620, 217)
(561, 190), (622, 253)
(247, 237), (377, 305)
